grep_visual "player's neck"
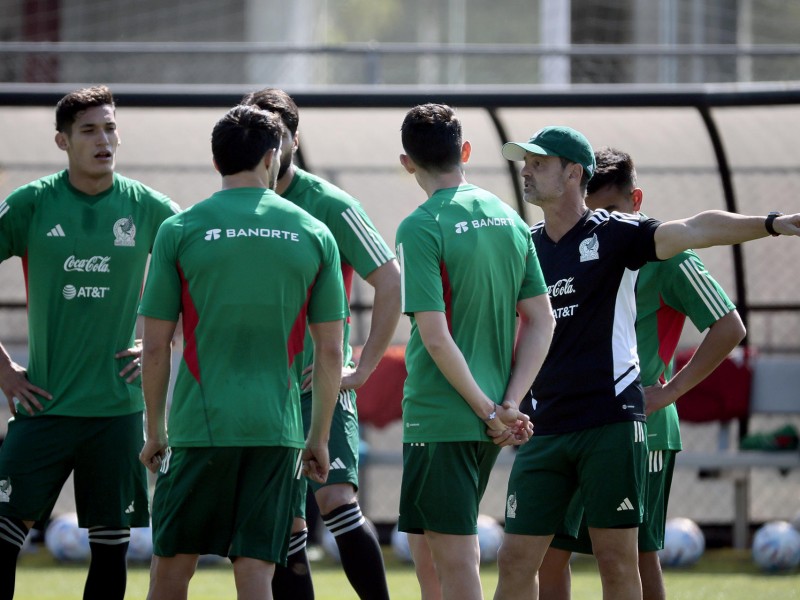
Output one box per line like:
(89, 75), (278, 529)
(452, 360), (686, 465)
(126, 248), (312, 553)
(417, 168), (467, 198)
(275, 164), (297, 196)
(221, 170), (270, 190)
(543, 198), (587, 243)
(67, 170), (114, 196)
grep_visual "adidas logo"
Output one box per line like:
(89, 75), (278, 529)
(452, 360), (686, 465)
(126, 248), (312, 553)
(47, 224), (66, 237)
(125, 501), (135, 514)
(330, 458), (346, 470)
(617, 497), (635, 512)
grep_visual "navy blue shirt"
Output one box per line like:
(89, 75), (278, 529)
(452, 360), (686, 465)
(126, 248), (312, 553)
(527, 209), (661, 434)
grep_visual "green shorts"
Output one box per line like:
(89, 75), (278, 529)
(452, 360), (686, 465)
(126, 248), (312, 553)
(0, 412), (149, 528)
(151, 446), (301, 563)
(639, 449), (676, 551)
(293, 390), (360, 519)
(398, 440), (501, 535)
(505, 421), (647, 536)
(550, 448), (676, 554)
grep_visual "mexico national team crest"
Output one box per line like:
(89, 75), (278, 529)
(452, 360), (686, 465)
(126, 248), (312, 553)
(0, 478), (11, 502)
(579, 233), (599, 262)
(113, 215), (136, 247)
(506, 493), (517, 519)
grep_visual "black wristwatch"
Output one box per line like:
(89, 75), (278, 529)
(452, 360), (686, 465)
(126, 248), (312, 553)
(765, 211), (783, 236)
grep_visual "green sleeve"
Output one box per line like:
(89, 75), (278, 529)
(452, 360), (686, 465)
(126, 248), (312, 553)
(659, 250), (735, 332)
(138, 215), (183, 322)
(307, 228), (349, 324)
(396, 210), (444, 315)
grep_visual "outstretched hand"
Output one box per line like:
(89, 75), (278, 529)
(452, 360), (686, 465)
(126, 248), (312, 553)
(774, 213), (800, 237)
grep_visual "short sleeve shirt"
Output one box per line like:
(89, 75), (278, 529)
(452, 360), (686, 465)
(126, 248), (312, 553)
(636, 248), (736, 450)
(528, 209), (660, 435)
(138, 188), (348, 448)
(396, 184), (547, 443)
(0, 171), (178, 417)
(282, 168), (395, 374)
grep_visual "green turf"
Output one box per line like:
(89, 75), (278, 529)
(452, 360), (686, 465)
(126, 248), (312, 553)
(14, 546), (800, 599)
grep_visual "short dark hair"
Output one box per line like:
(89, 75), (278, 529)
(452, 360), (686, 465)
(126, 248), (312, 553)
(212, 105), (284, 177)
(401, 103), (463, 172)
(55, 85), (115, 134)
(586, 147), (637, 195)
(241, 88), (300, 135)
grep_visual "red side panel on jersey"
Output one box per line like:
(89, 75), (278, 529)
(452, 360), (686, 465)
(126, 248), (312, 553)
(440, 261), (453, 333)
(178, 264), (201, 383)
(656, 296), (686, 383)
(287, 277), (315, 371)
(342, 263), (354, 323)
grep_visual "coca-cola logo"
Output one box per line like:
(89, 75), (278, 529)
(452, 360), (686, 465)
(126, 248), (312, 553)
(63, 255), (111, 273)
(547, 277), (575, 297)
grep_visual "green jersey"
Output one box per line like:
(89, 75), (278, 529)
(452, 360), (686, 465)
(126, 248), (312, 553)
(636, 249), (735, 450)
(138, 187), (348, 448)
(281, 168), (394, 375)
(0, 171), (178, 417)
(396, 184), (548, 443)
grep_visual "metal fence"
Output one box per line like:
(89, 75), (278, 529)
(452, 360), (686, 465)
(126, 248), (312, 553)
(1, 85), (799, 544)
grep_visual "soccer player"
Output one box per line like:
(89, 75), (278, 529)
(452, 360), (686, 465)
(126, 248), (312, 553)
(243, 88), (400, 600)
(138, 105), (347, 600)
(0, 85), (179, 600)
(494, 126), (800, 600)
(397, 103), (555, 600)
(537, 147), (747, 600)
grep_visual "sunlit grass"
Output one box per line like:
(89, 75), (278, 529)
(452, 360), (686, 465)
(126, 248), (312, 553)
(15, 546), (800, 599)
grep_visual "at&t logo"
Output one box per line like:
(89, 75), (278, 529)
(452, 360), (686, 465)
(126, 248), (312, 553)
(63, 285), (110, 300)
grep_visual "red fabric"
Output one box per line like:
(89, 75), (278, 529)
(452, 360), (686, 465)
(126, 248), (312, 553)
(356, 344), (406, 428)
(674, 347), (754, 422)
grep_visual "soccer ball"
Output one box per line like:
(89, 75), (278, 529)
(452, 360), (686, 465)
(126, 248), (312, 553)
(658, 517), (705, 567)
(476, 514), (504, 563)
(45, 513), (90, 562)
(390, 524), (413, 563)
(127, 525), (154, 563)
(752, 521), (800, 572)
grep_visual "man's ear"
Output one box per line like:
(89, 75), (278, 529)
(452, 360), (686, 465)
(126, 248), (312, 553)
(212, 157), (221, 175)
(631, 187), (644, 212)
(264, 147), (277, 170)
(55, 132), (68, 151)
(399, 153), (416, 174)
(461, 140), (472, 164)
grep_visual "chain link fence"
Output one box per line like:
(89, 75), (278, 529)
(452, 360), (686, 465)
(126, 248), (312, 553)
(1, 93), (798, 545)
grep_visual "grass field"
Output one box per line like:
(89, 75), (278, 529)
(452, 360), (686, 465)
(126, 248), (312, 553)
(15, 546), (800, 599)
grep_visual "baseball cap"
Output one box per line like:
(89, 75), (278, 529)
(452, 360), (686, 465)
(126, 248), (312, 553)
(502, 126), (596, 178)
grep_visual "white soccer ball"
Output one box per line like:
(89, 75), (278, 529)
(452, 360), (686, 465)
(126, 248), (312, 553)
(390, 524), (413, 563)
(127, 525), (154, 563)
(476, 514), (504, 563)
(658, 517), (705, 567)
(45, 513), (90, 562)
(752, 520), (800, 572)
